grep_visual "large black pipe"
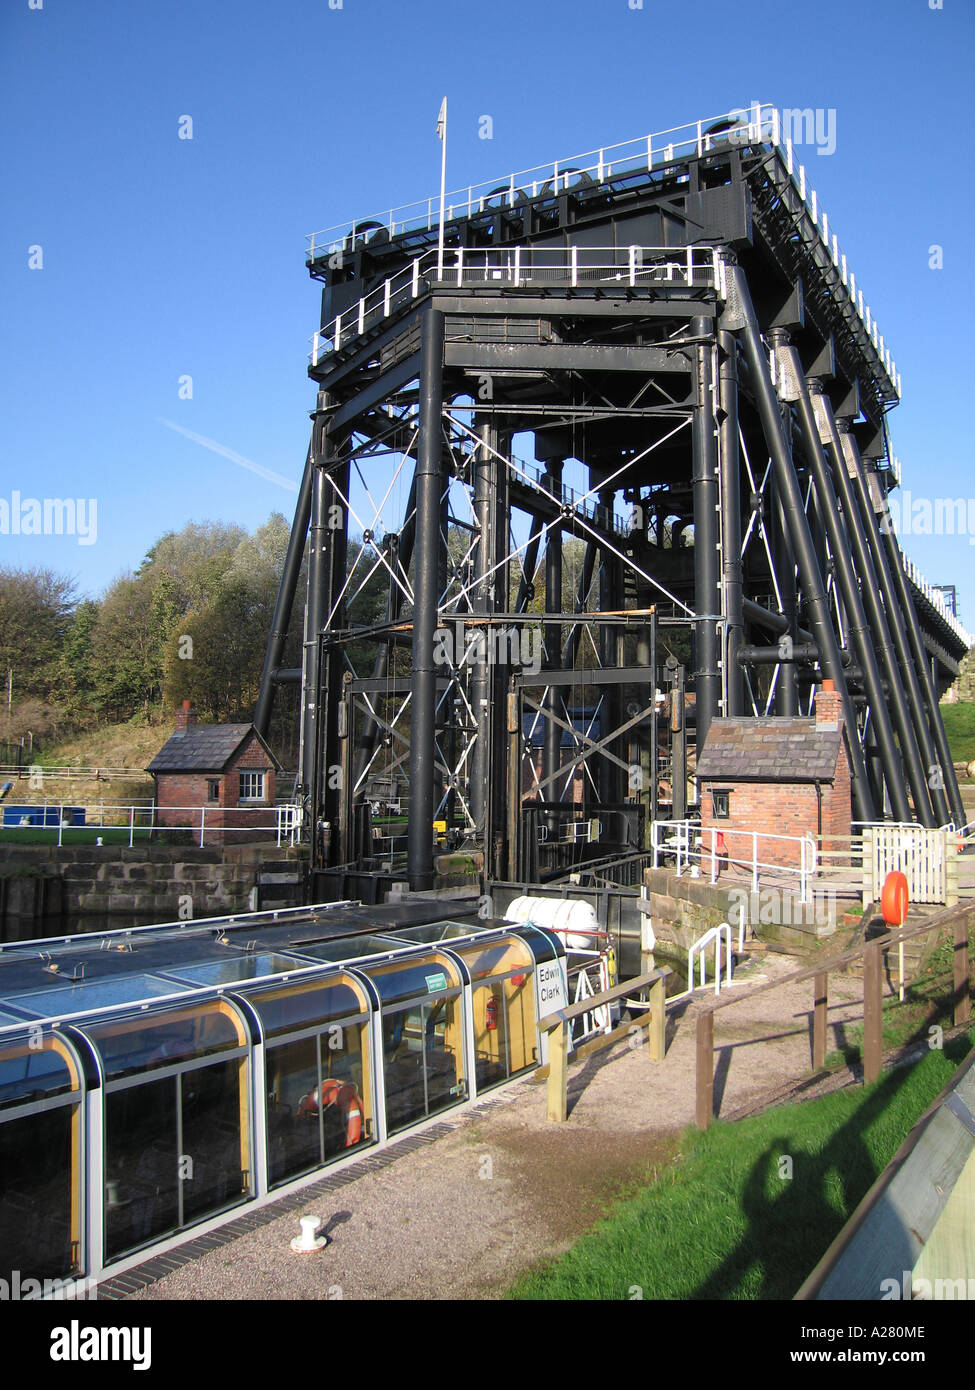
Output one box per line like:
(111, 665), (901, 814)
(255, 440), (314, 737)
(692, 317), (721, 753)
(786, 349), (913, 823)
(407, 308), (446, 889)
(811, 384), (935, 825)
(729, 265), (874, 822)
(717, 327), (744, 716)
(543, 460), (563, 795)
(845, 436), (959, 825)
(470, 418), (500, 841)
(300, 425), (329, 799)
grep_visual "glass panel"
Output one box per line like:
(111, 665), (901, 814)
(382, 996), (466, 1135)
(87, 1003), (243, 1081)
(244, 978), (366, 1040)
(164, 953), (303, 988)
(105, 1075), (179, 1259)
(383, 920), (491, 945)
(471, 971), (537, 1092)
(266, 1035), (320, 1186)
(0, 1105), (77, 1281)
(454, 937), (533, 982)
(296, 934), (405, 966)
(181, 1058), (249, 1223)
(10, 973), (190, 1019)
(512, 924), (564, 966)
(0, 1040), (75, 1110)
(366, 953), (461, 1007)
(265, 1022), (371, 1187)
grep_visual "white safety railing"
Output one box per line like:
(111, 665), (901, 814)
(651, 819), (817, 902)
(310, 243), (723, 364)
(687, 922), (735, 996)
(566, 948), (614, 1048)
(306, 101), (898, 394)
(862, 823), (950, 906)
(902, 557), (973, 649)
(0, 800), (303, 849)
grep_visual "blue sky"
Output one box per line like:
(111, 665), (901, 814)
(1, 0), (973, 626)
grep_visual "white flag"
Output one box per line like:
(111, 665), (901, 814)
(436, 97), (447, 140)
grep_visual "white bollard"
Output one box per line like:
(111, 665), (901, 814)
(290, 1215), (327, 1253)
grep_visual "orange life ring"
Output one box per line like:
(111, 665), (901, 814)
(881, 870), (909, 927)
(297, 1079), (363, 1146)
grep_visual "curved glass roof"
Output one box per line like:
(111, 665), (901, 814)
(0, 1032), (80, 1108)
(83, 999), (247, 1081)
(239, 973), (371, 1039)
(364, 952), (463, 1006)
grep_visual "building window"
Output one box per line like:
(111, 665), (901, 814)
(711, 789), (731, 820)
(206, 779), (220, 803)
(239, 771), (266, 802)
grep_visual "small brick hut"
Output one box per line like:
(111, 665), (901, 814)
(695, 682), (852, 869)
(148, 701), (282, 841)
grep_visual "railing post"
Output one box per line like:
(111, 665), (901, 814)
(456, 246), (464, 287)
(412, 258), (420, 297)
(695, 1009), (714, 1129)
(813, 970), (828, 1069)
(129, 806), (135, 849)
(752, 832), (758, 892)
(383, 278), (391, 317)
(312, 332), (320, 367)
(648, 972), (665, 1061)
(546, 1018), (568, 1122)
(357, 297), (365, 335)
(200, 806), (206, 849)
(863, 938), (884, 1084)
(334, 312), (342, 350)
(686, 246), (693, 284)
(58, 802), (64, 848)
(954, 909), (971, 1027)
(710, 827), (717, 884)
(570, 245), (577, 288)
(628, 245), (637, 286)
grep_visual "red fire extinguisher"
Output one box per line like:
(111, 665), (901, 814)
(485, 994), (498, 1031)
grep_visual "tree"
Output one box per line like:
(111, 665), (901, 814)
(0, 566), (75, 726)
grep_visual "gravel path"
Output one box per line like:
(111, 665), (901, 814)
(129, 948), (873, 1301)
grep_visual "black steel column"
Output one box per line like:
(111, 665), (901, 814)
(786, 350), (913, 823)
(692, 317), (721, 754)
(717, 326), (744, 716)
(408, 307), (446, 889)
(811, 385), (934, 825)
(769, 481), (799, 715)
(847, 437), (958, 825)
(470, 417), (499, 849)
(729, 264), (874, 822)
(300, 415), (330, 800)
(543, 460), (563, 796)
(255, 438), (313, 737)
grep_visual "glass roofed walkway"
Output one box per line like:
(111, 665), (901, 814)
(0, 900), (565, 1292)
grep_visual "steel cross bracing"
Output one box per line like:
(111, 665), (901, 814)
(255, 113), (968, 893)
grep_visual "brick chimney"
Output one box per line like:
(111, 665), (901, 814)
(174, 699), (196, 733)
(815, 680), (842, 730)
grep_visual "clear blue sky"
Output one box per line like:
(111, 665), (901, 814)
(2, 0), (973, 626)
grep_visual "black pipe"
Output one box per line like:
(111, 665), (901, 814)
(407, 308), (446, 889)
(786, 349), (913, 823)
(300, 426), (329, 799)
(543, 460), (563, 797)
(811, 385), (935, 825)
(873, 477), (965, 826)
(255, 440), (314, 737)
(846, 437), (959, 825)
(728, 265), (874, 822)
(692, 316), (721, 754)
(717, 327), (744, 716)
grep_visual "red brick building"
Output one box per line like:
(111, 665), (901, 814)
(148, 702), (282, 843)
(695, 683), (852, 869)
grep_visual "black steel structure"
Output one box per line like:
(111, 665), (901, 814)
(255, 103), (970, 892)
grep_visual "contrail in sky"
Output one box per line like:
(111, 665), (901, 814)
(159, 419), (298, 493)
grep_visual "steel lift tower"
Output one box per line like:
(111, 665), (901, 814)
(255, 103), (970, 899)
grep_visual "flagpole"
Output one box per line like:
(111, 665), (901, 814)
(437, 96), (447, 279)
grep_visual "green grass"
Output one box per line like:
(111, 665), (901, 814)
(0, 827), (154, 845)
(941, 701), (975, 766)
(507, 1031), (975, 1301)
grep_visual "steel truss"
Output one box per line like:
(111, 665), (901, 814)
(256, 114), (967, 891)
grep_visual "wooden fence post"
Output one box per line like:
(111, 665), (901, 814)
(813, 971), (828, 1070)
(648, 972), (665, 1061)
(546, 1019), (568, 1122)
(863, 938), (883, 1084)
(695, 1009), (714, 1129)
(954, 910), (971, 1027)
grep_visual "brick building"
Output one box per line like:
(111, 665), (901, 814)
(695, 682), (852, 869)
(148, 702), (282, 842)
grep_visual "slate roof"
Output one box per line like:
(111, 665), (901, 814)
(147, 723), (282, 774)
(695, 717), (845, 784)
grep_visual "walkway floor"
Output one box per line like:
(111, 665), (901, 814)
(118, 947), (878, 1301)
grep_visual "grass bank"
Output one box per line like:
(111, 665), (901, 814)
(507, 1031), (974, 1300)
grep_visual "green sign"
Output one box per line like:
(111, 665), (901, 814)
(425, 972), (448, 993)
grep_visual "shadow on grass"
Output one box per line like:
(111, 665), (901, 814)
(689, 1033), (973, 1300)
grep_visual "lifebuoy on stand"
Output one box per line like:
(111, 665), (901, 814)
(297, 1079), (364, 1147)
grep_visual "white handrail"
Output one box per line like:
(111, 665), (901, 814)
(687, 922), (733, 995)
